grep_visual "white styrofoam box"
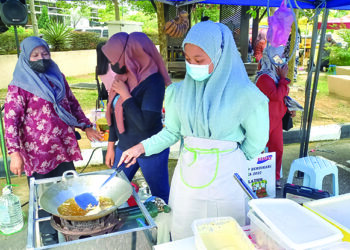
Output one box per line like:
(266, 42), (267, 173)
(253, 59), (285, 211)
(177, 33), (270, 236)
(248, 199), (343, 250)
(304, 193), (350, 241)
(310, 124), (341, 141)
(192, 217), (254, 250)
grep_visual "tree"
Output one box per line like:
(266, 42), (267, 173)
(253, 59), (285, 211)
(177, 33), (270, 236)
(38, 6), (50, 30)
(29, 0), (39, 36)
(155, 1), (167, 63)
(112, 0), (120, 20)
(56, 1), (91, 27)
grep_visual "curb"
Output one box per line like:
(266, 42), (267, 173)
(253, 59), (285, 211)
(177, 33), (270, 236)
(283, 123), (350, 144)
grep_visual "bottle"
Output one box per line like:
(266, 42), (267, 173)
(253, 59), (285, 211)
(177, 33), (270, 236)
(0, 186), (24, 235)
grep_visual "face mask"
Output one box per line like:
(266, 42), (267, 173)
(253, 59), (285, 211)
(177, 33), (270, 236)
(111, 62), (127, 74)
(186, 61), (212, 81)
(98, 65), (116, 93)
(29, 59), (51, 73)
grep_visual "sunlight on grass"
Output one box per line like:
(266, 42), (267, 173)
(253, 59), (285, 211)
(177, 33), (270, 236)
(66, 73), (95, 84)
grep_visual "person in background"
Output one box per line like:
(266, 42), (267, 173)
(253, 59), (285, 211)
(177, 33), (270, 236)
(4, 36), (102, 182)
(118, 21), (269, 240)
(248, 39), (254, 62)
(320, 33), (337, 72)
(201, 16), (210, 22)
(96, 41), (115, 95)
(255, 48), (293, 189)
(102, 32), (171, 203)
(254, 29), (267, 62)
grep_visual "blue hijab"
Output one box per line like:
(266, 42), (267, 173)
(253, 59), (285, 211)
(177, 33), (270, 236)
(177, 21), (268, 138)
(255, 46), (285, 84)
(10, 36), (85, 127)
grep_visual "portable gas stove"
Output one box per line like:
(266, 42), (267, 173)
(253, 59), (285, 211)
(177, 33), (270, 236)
(26, 170), (158, 250)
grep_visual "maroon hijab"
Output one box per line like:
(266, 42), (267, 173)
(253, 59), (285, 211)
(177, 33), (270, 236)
(102, 32), (171, 134)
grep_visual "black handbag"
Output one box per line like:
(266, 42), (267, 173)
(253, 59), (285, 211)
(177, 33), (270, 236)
(282, 111), (293, 131)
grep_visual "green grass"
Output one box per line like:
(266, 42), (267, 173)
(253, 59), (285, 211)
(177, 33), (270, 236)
(71, 88), (98, 111)
(294, 73), (329, 96)
(65, 73), (95, 84)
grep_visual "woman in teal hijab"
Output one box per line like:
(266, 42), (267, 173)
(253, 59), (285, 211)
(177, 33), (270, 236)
(119, 21), (269, 240)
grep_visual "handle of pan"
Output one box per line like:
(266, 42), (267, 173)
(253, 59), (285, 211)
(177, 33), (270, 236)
(234, 173), (258, 200)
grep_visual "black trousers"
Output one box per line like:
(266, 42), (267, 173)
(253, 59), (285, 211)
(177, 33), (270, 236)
(27, 161), (75, 186)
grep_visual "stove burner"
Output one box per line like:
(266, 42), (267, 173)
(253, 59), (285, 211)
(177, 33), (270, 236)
(50, 212), (126, 241)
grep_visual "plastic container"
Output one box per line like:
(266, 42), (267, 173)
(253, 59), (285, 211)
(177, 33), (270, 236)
(248, 210), (285, 250)
(304, 193), (350, 242)
(248, 199), (343, 250)
(0, 186), (24, 235)
(192, 217), (255, 250)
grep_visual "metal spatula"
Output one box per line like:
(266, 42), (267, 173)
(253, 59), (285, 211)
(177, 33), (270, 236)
(234, 173), (258, 200)
(75, 164), (125, 210)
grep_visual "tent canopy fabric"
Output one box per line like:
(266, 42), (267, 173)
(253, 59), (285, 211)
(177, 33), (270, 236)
(162, 0), (350, 10)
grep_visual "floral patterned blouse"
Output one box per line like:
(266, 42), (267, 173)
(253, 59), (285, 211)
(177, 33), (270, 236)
(4, 77), (92, 176)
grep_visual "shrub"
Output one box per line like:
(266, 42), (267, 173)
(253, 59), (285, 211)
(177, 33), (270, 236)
(42, 21), (72, 51)
(0, 30), (34, 55)
(329, 30), (350, 66)
(70, 31), (101, 50)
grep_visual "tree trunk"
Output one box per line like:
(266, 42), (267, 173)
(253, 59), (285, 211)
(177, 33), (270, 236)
(287, 10), (299, 83)
(155, 2), (167, 64)
(29, 0), (39, 36)
(112, 0), (120, 21)
(252, 8), (259, 49)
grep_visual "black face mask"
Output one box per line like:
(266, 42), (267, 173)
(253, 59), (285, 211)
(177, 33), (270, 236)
(111, 62), (127, 74)
(29, 59), (51, 73)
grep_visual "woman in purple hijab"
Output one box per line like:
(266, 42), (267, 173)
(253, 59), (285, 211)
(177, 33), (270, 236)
(4, 36), (102, 181)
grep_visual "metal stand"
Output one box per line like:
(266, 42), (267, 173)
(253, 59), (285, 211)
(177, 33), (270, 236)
(14, 25), (20, 58)
(0, 105), (11, 185)
(297, 9), (330, 178)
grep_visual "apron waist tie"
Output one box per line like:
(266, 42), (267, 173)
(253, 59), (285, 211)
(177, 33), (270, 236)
(180, 144), (238, 189)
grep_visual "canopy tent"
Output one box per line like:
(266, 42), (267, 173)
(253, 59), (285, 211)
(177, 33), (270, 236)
(318, 15), (350, 29)
(159, 0), (350, 9)
(157, 0), (350, 160)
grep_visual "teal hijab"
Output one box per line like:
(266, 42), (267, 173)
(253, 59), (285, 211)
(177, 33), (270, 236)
(177, 21), (268, 138)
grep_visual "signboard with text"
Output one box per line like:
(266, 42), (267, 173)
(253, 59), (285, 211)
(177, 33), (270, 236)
(247, 152), (276, 198)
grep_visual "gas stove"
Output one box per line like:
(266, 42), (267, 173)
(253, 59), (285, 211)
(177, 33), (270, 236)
(26, 170), (158, 250)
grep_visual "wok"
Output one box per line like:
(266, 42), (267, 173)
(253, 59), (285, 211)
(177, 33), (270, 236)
(39, 170), (132, 221)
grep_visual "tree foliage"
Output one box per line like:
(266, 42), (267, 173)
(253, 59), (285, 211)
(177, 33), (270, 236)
(38, 6), (50, 30)
(127, 0), (156, 16)
(191, 4), (220, 24)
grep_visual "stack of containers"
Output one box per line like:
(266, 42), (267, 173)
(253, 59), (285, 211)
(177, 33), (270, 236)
(248, 199), (343, 250)
(304, 193), (350, 242)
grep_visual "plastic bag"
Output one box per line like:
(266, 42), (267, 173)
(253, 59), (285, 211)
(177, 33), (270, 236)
(284, 96), (304, 111)
(267, 0), (294, 47)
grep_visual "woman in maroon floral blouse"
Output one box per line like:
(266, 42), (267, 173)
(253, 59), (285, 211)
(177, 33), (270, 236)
(4, 36), (102, 181)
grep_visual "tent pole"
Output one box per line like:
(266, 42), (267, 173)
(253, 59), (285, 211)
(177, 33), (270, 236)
(303, 8), (330, 154)
(298, 12), (320, 159)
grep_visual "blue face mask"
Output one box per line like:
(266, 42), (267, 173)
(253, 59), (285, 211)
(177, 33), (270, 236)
(185, 61), (212, 81)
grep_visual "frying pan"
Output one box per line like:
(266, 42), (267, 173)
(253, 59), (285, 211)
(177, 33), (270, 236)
(39, 170), (132, 221)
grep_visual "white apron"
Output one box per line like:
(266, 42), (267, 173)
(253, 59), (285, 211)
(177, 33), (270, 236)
(169, 136), (249, 241)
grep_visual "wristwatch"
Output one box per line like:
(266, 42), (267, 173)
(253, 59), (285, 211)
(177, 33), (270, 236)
(83, 124), (92, 131)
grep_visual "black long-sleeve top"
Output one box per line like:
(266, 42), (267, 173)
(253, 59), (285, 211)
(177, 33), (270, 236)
(108, 73), (165, 151)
